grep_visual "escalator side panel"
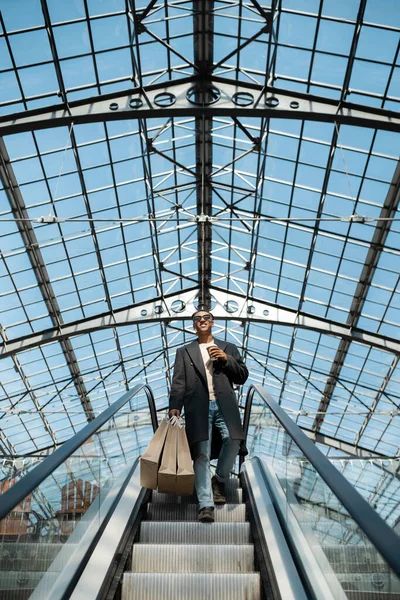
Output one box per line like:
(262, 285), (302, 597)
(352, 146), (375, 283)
(68, 462), (146, 600)
(241, 459), (308, 600)
(255, 459), (347, 600)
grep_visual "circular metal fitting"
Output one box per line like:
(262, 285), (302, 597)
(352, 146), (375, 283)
(265, 96), (279, 107)
(186, 84), (221, 105)
(154, 92), (176, 107)
(232, 92), (254, 106)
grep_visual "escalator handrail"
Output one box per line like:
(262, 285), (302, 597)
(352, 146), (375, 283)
(0, 383), (157, 521)
(242, 383), (400, 577)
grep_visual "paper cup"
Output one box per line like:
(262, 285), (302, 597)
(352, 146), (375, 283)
(207, 346), (218, 361)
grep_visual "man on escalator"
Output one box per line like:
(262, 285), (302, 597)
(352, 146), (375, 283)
(168, 310), (248, 523)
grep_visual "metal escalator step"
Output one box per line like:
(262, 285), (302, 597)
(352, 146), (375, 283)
(131, 543), (254, 573)
(146, 503), (246, 522)
(151, 477), (241, 503)
(151, 487), (243, 504)
(122, 573), (261, 600)
(150, 492), (197, 504)
(139, 522), (251, 544)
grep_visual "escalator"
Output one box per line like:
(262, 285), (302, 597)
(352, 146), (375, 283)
(0, 383), (399, 600)
(122, 478), (260, 600)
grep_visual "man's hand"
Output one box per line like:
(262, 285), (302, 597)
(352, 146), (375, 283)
(208, 346), (228, 363)
(169, 409), (181, 418)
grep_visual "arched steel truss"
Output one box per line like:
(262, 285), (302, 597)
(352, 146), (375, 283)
(0, 0), (399, 469)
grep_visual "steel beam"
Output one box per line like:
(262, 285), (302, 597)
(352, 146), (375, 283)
(354, 355), (399, 448)
(1, 286), (400, 359)
(338, 0), (367, 104)
(0, 324), (57, 447)
(313, 160), (400, 432)
(194, 0), (214, 310)
(0, 139), (95, 422)
(301, 428), (391, 459)
(1, 77), (400, 136)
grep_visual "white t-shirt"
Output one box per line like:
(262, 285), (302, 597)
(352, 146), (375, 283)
(198, 340), (216, 400)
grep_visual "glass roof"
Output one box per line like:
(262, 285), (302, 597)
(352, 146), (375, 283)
(0, 0), (399, 505)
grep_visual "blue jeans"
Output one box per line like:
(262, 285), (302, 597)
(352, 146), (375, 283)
(192, 400), (240, 510)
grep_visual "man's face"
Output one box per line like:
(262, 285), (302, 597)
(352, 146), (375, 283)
(193, 311), (214, 335)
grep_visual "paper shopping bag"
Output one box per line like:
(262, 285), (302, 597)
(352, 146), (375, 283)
(176, 425), (194, 496)
(140, 419), (169, 490)
(157, 423), (178, 494)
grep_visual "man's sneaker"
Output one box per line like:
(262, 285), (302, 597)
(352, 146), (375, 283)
(212, 475), (227, 505)
(198, 506), (215, 523)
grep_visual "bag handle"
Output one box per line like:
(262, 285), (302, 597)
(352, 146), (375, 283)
(169, 415), (184, 428)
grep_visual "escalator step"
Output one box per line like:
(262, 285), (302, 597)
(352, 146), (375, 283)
(151, 478), (242, 505)
(139, 522), (251, 544)
(146, 503), (246, 522)
(122, 573), (261, 600)
(150, 492), (196, 504)
(131, 543), (255, 573)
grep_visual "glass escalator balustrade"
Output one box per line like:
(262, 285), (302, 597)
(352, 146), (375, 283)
(246, 399), (400, 600)
(328, 457), (400, 528)
(0, 406), (155, 600)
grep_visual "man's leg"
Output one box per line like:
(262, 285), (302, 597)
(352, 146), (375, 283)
(212, 404), (240, 503)
(192, 438), (213, 510)
(191, 401), (216, 521)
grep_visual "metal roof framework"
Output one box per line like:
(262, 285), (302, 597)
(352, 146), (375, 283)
(0, 0), (399, 515)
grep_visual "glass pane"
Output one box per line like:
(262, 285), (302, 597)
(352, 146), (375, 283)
(328, 457), (400, 529)
(0, 397), (155, 599)
(247, 395), (400, 599)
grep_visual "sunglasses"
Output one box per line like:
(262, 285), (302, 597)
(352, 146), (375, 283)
(193, 314), (213, 323)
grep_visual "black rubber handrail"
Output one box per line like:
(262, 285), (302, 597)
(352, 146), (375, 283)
(242, 384), (400, 577)
(0, 384), (157, 521)
(146, 385), (159, 434)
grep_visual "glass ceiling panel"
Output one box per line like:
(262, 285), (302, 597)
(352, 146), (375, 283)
(0, 0), (195, 114)
(363, 247), (400, 338)
(0, 1), (399, 473)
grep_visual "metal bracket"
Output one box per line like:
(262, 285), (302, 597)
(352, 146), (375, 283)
(340, 214), (374, 224)
(191, 214), (217, 223)
(298, 409), (309, 417)
(34, 215), (65, 224)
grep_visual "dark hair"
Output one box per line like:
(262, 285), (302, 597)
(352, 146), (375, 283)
(192, 310), (214, 321)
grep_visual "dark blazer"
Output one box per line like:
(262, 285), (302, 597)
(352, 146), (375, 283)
(169, 337), (248, 448)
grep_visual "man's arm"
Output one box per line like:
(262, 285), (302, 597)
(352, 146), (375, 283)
(221, 344), (248, 385)
(168, 348), (185, 417)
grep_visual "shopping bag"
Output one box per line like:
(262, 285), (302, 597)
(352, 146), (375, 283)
(157, 423), (178, 494)
(176, 425), (195, 496)
(140, 419), (169, 490)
